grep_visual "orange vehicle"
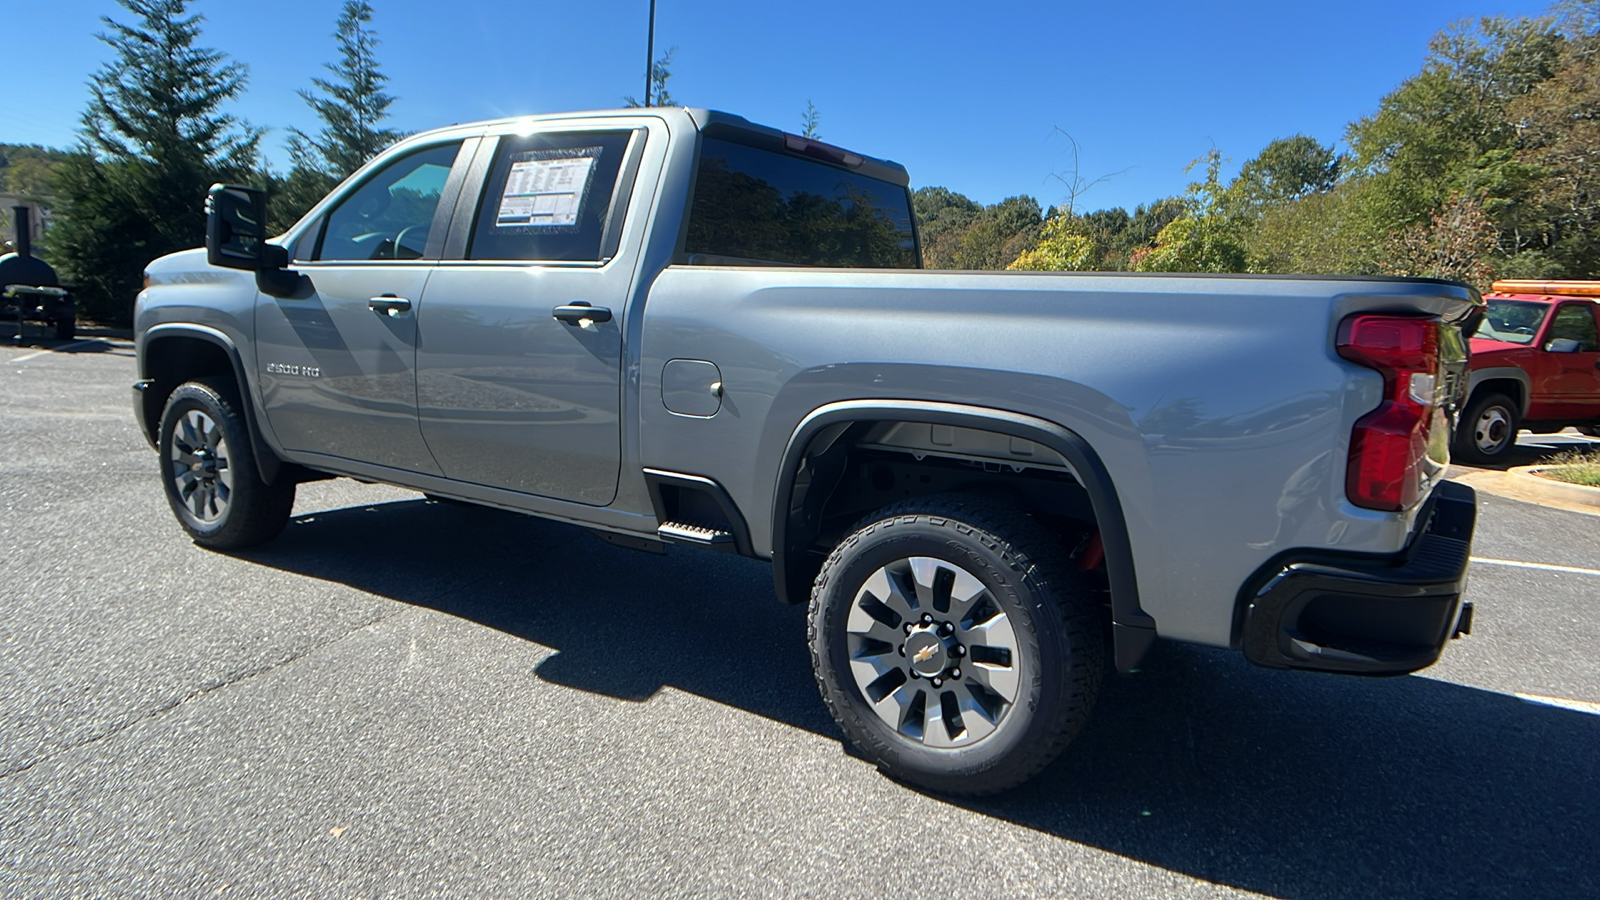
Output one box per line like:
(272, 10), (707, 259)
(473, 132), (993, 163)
(1456, 280), (1600, 463)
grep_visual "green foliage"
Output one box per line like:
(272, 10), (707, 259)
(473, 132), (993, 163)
(913, 187), (981, 268)
(288, 1), (401, 180)
(801, 101), (821, 139)
(48, 0), (258, 325)
(624, 48), (676, 108)
(1007, 214), (1097, 271)
(952, 195), (1043, 270)
(1346, 16), (1561, 229)
(1248, 182), (1383, 274)
(1227, 135), (1340, 214)
(0, 145), (71, 196)
(1133, 150), (1247, 273)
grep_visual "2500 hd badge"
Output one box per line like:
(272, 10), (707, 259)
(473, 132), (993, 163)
(265, 362), (320, 377)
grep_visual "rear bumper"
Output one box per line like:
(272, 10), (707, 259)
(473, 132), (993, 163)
(1241, 480), (1476, 676)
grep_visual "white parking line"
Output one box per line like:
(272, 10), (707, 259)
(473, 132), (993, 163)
(1516, 693), (1600, 716)
(1470, 557), (1600, 577)
(9, 340), (96, 363)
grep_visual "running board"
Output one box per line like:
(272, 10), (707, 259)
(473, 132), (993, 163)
(657, 521), (737, 551)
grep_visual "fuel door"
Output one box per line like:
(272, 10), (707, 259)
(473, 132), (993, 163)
(662, 359), (723, 418)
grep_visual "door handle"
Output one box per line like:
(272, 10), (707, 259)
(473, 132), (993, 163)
(369, 294), (412, 316)
(552, 302), (613, 326)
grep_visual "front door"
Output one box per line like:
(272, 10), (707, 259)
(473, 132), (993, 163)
(415, 129), (642, 505)
(256, 140), (468, 474)
(1535, 302), (1600, 419)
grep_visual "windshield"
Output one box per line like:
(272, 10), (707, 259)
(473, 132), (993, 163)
(1477, 299), (1550, 344)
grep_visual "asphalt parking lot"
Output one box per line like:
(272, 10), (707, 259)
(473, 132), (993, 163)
(2, 332), (1598, 898)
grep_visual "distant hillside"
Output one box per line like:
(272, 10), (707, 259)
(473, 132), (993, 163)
(0, 144), (71, 197)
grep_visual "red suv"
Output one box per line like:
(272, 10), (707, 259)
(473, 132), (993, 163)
(1455, 280), (1600, 463)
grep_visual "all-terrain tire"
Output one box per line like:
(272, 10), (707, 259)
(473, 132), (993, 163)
(807, 494), (1105, 796)
(158, 378), (295, 549)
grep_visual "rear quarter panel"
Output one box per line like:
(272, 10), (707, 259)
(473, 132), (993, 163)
(638, 269), (1475, 647)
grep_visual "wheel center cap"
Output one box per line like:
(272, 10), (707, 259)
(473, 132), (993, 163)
(904, 630), (949, 677)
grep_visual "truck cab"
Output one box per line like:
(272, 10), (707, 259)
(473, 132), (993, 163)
(1456, 280), (1600, 463)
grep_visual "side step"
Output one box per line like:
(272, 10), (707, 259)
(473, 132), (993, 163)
(658, 521), (737, 551)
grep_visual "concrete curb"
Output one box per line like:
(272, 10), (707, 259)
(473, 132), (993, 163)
(1451, 466), (1600, 518)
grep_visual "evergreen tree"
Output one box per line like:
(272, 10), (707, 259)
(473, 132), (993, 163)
(49, 0), (259, 325)
(287, 1), (401, 179)
(274, 1), (401, 229)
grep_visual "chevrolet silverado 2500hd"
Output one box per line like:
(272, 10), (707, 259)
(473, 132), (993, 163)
(133, 108), (1481, 795)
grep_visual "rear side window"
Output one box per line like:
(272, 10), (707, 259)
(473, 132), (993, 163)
(469, 131), (635, 262)
(1548, 304), (1599, 351)
(686, 137), (917, 268)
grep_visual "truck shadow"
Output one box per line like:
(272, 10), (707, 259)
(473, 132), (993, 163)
(243, 497), (1599, 899)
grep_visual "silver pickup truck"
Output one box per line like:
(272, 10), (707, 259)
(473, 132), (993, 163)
(133, 107), (1481, 795)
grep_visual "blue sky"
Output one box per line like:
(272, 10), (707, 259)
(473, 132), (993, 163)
(3, 0), (1560, 213)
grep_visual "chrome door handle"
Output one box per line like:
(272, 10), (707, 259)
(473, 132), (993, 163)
(369, 294), (412, 316)
(552, 302), (613, 326)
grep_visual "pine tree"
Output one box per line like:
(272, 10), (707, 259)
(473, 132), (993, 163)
(288, 1), (401, 179)
(49, 0), (259, 325)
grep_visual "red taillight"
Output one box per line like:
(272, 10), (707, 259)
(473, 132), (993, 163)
(1337, 315), (1441, 512)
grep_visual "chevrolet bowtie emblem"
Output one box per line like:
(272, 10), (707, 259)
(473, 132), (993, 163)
(912, 644), (938, 664)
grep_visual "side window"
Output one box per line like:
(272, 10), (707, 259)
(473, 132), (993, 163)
(1549, 304), (1600, 352)
(315, 142), (462, 262)
(468, 131), (635, 262)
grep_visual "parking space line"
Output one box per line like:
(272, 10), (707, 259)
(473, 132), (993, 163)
(1470, 557), (1600, 577)
(1516, 693), (1600, 716)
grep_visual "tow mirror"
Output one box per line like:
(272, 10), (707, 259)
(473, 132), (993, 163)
(205, 184), (287, 271)
(1544, 337), (1581, 353)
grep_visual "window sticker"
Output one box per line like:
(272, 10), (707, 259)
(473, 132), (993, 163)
(494, 146), (602, 229)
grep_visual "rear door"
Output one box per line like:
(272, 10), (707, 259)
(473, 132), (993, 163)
(255, 138), (474, 474)
(414, 125), (650, 505)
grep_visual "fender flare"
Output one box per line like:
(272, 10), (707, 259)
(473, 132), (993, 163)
(1465, 366), (1532, 416)
(770, 400), (1157, 672)
(140, 323), (285, 485)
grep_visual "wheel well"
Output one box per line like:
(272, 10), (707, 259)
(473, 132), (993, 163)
(778, 419), (1103, 607)
(139, 335), (238, 443)
(1468, 378), (1525, 416)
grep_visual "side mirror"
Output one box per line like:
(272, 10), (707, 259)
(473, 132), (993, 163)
(205, 184), (287, 271)
(1545, 337), (1581, 353)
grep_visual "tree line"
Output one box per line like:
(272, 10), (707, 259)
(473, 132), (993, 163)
(926, 1), (1600, 283)
(14, 0), (1600, 325)
(28, 0), (399, 325)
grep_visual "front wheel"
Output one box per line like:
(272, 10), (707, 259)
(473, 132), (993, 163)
(1453, 392), (1520, 464)
(158, 378), (295, 549)
(808, 495), (1105, 795)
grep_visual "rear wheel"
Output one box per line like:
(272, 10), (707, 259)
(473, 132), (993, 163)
(1454, 392), (1520, 464)
(158, 378), (295, 549)
(808, 495), (1104, 795)
(54, 317), (74, 341)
